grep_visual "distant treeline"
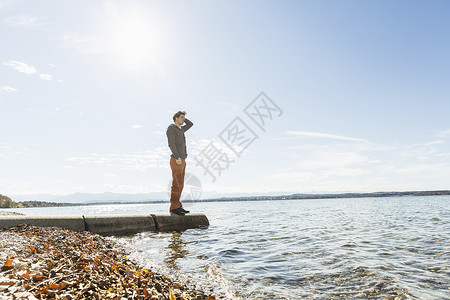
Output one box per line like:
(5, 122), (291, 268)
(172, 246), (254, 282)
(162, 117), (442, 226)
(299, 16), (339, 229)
(0, 195), (75, 208)
(287, 190), (450, 200)
(18, 201), (76, 207)
(202, 190), (450, 202)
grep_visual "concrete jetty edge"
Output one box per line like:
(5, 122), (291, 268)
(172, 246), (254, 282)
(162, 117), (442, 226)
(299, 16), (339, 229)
(0, 213), (209, 236)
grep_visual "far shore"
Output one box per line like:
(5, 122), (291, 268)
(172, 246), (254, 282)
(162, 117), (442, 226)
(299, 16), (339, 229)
(2, 190), (450, 209)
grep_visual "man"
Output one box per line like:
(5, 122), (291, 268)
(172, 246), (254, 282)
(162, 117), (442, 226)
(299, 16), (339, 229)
(166, 110), (193, 216)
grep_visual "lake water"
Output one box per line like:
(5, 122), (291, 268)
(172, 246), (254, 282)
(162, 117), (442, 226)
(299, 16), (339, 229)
(6, 196), (450, 299)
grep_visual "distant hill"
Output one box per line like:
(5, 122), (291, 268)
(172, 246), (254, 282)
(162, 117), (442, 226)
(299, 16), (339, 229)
(11, 192), (170, 204)
(0, 194), (22, 208)
(50, 192), (167, 203)
(10, 191), (274, 203)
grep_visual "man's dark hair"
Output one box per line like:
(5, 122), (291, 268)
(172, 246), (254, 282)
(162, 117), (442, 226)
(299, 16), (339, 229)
(173, 110), (186, 122)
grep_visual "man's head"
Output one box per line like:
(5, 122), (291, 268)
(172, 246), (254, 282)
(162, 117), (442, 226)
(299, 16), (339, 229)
(173, 110), (186, 126)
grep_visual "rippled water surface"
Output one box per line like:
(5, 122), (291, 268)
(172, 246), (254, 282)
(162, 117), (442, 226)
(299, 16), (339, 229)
(9, 196), (450, 299)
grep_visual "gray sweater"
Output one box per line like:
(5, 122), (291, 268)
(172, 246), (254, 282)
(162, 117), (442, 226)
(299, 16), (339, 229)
(166, 118), (193, 159)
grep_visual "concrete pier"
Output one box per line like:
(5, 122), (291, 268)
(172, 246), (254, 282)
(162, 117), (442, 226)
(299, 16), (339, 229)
(84, 215), (157, 236)
(0, 216), (85, 232)
(0, 213), (209, 235)
(152, 213), (210, 231)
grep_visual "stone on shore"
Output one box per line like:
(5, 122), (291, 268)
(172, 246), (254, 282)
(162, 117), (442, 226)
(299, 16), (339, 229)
(0, 225), (215, 299)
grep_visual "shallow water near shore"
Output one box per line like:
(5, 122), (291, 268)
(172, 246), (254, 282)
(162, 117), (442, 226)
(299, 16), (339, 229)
(5, 196), (450, 299)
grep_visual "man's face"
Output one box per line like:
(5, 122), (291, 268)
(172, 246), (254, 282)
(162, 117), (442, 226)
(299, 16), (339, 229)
(176, 114), (185, 125)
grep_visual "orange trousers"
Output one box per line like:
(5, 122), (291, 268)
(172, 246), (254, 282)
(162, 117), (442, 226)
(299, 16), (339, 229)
(170, 157), (186, 210)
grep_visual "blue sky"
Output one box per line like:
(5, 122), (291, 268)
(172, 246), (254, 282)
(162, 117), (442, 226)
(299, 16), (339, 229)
(1, 0), (450, 199)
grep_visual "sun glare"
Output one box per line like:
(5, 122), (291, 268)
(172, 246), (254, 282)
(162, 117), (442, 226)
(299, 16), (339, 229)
(107, 9), (162, 68)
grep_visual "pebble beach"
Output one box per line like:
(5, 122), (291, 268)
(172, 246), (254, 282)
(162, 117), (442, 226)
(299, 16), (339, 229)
(0, 223), (215, 300)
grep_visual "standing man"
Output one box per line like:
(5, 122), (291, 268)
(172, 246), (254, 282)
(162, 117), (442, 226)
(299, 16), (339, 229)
(166, 110), (193, 215)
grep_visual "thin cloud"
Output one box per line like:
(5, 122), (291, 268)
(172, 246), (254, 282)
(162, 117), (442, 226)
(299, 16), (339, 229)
(132, 124), (143, 129)
(0, 1), (15, 12)
(3, 60), (53, 81)
(424, 140), (445, 146)
(61, 34), (104, 54)
(3, 60), (36, 75)
(286, 131), (368, 143)
(66, 147), (170, 171)
(434, 129), (450, 138)
(3, 14), (43, 27)
(62, 166), (77, 169)
(39, 73), (52, 80)
(1, 86), (17, 92)
(104, 173), (118, 177)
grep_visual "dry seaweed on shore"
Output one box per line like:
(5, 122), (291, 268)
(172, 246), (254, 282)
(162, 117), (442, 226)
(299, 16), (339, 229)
(0, 225), (216, 300)
(0, 211), (24, 216)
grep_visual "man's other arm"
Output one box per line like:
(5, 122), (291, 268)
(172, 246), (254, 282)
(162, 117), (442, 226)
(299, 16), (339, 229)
(166, 127), (181, 159)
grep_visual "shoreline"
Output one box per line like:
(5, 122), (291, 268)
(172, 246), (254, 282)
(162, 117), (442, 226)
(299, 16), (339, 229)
(3, 191), (450, 209)
(0, 211), (24, 216)
(0, 225), (215, 299)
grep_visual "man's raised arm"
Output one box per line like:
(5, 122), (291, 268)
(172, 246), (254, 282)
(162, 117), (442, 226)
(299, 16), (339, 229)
(182, 118), (193, 132)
